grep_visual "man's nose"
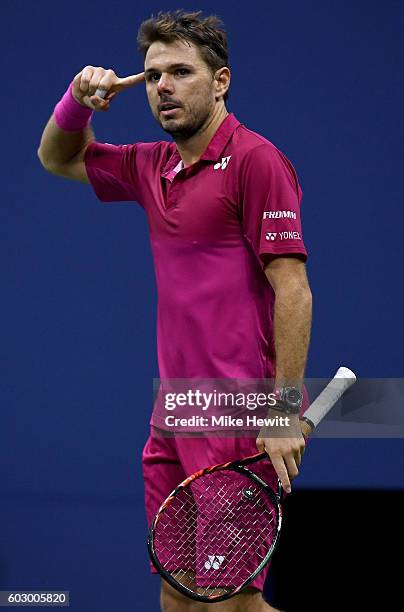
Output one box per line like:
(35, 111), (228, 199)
(157, 73), (174, 95)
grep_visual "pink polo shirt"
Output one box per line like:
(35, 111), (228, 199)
(84, 113), (307, 421)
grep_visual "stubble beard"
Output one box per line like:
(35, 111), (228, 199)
(157, 101), (214, 143)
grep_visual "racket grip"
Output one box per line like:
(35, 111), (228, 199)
(301, 366), (356, 433)
(94, 89), (108, 99)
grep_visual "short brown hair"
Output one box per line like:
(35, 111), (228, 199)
(137, 10), (229, 101)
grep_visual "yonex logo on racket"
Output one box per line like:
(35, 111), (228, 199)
(204, 555), (225, 570)
(214, 156), (231, 170)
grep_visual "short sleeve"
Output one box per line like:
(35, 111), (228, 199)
(239, 144), (307, 265)
(84, 141), (158, 206)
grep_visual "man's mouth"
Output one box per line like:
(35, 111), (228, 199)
(159, 102), (182, 116)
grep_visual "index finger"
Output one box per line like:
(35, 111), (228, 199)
(270, 454), (291, 494)
(95, 72), (145, 98)
(115, 72), (145, 89)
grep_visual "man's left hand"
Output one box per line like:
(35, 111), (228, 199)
(256, 414), (306, 494)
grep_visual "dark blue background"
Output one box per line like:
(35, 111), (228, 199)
(2, 0), (403, 610)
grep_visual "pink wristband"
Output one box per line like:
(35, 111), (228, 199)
(53, 82), (94, 132)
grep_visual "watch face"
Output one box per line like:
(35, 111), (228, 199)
(285, 388), (302, 404)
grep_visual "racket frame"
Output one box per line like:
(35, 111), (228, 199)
(147, 454), (283, 603)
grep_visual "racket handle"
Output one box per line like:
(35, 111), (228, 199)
(300, 366), (356, 435)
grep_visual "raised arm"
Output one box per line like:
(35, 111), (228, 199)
(37, 66), (144, 182)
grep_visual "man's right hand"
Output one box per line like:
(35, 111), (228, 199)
(72, 66), (145, 111)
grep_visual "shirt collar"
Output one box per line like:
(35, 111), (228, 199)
(200, 112), (240, 161)
(161, 113), (240, 176)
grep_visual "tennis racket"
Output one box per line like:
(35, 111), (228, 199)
(148, 366), (356, 603)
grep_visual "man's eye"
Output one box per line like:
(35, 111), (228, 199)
(176, 68), (190, 76)
(148, 73), (160, 82)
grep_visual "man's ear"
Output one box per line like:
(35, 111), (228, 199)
(214, 67), (231, 100)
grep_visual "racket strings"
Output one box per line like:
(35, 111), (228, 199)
(153, 469), (279, 596)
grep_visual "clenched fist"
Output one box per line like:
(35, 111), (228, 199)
(72, 65), (145, 111)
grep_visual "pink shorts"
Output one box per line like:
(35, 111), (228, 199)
(142, 428), (279, 592)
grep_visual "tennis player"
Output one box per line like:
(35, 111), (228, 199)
(38, 10), (312, 612)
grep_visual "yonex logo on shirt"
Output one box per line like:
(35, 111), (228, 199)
(263, 210), (297, 220)
(213, 156), (231, 170)
(280, 231), (301, 240)
(265, 231), (301, 241)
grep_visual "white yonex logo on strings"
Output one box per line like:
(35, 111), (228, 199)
(214, 156), (231, 170)
(204, 555), (225, 570)
(265, 232), (277, 241)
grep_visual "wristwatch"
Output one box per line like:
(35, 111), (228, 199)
(272, 386), (303, 415)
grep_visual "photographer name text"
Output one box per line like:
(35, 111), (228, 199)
(164, 414), (291, 428)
